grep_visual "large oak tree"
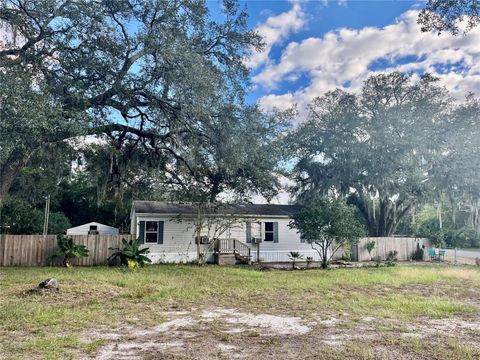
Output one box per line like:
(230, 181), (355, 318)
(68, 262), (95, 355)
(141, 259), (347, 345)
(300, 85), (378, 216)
(418, 0), (480, 34)
(289, 72), (451, 237)
(0, 0), (263, 206)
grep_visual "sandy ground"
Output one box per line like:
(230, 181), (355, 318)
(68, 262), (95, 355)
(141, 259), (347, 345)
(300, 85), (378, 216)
(82, 307), (480, 360)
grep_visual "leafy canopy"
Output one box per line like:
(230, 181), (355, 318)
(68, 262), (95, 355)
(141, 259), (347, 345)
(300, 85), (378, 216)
(289, 72), (450, 237)
(289, 197), (365, 268)
(418, 0), (480, 34)
(0, 0), (264, 205)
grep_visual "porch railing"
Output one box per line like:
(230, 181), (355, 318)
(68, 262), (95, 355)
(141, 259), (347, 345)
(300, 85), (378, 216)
(214, 238), (251, 258)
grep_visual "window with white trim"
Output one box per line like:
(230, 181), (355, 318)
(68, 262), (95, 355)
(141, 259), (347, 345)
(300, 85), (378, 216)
(264, 222), (274, 241)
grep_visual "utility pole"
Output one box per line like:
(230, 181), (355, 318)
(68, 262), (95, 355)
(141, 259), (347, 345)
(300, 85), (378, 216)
(43, 195), (50, 235)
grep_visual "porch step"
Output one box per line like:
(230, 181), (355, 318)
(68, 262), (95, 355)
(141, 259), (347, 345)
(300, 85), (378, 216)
(214, 238), (252, 265)
(234, 253), (251, 264)
(215, 252), (252, 265)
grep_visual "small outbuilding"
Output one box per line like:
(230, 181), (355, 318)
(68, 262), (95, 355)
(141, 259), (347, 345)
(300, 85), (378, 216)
(66, 222), (119, 235)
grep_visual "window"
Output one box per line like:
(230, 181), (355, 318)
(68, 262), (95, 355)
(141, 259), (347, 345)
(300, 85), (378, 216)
(88, 225), (98, 235)
(264, 222), (274, 241)
(145, 221), (158, 243)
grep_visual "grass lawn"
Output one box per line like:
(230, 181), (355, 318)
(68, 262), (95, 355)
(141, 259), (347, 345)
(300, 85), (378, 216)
(1, 265), (480, 359)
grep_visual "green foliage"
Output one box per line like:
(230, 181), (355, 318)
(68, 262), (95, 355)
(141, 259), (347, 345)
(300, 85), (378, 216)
(412, 243), (425, 261)
(289, 73), (448, 237)
(385, 250), (398, 266)
(289, 196), (366, 268)
(58, 173), (140, 231)
(418, 0), (480, 34)
(372, 256), (382, 267)
(444, 228), (480, 248)
(412, 205), (443, 244)
(366, 241), (376, 257)
(0, 198), (44, 234)
(165, 107), (293, 203)
(288, 251), (303, 259)
(412, 204), (480, 248)
(0, 0), (289, 227)
(48, 235), (89, 267)
(0, 198), (70, 234)
(46, 213), (72, 235)
(108, 239), (152, 268)
(0, 0), (264, 207)
(340, 242), (352, 261)
(288, 251), (304, 269)
(386, 250), (398, 262)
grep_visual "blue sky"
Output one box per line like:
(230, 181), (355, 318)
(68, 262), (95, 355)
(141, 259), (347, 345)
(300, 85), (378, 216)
(208, 0), (480, 112)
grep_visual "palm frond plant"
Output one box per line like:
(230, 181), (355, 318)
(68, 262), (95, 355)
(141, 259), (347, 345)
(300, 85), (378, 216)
(288, 251), (304, 269)
(48, 234), (89, 267)
(108, 239), (152, 268)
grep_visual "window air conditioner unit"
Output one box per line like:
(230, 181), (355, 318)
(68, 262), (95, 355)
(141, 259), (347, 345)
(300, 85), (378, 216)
(251, 237), (262, 244)
(196, 236), (210, 244)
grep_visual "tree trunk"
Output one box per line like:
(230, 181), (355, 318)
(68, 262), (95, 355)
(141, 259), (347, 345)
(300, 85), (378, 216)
(377, 197), (388, 236)
(437, 202), (443, 229)
(321, 245), (328, 268)
(351, 192), (414, 237)
(0, 150), (34, 207)
(349, 192), (377, 236)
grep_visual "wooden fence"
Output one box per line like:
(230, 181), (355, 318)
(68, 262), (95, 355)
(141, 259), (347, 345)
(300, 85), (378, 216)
(351, 237), (432, 262)
(0, 234), (134, 266)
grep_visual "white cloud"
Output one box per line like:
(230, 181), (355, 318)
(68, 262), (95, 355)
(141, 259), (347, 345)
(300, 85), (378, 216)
(246, 1), (307, 69)
(256, 10), (480, 113)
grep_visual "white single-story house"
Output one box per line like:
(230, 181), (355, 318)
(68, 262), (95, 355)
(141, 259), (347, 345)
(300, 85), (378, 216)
(66, 222), (119, 235)
(130, 201), (322, 263)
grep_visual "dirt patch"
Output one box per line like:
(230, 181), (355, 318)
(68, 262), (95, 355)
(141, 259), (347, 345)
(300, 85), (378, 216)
(200, 308), (310, 335)
(86, 307), (312, 359)
(85, 308), (480, 359)
(402, 316), (480, 347)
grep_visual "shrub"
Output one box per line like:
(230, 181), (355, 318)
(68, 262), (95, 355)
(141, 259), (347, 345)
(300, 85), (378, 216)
(372, 256), (382, 267)
(48, 234), (89, 267)
(411, 243), (424, 261)
(289, 196), (365, 268)
(288, 251), (304, 269)
(340, 243), (352, 261)
(386, 250), (398, 262)
(108, 239), (152, 268)
(385, 250), (398, 267)
(366, 240), (375, 258)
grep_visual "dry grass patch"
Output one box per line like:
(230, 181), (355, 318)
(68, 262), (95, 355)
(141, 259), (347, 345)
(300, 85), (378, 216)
(0, 265), (479, 359)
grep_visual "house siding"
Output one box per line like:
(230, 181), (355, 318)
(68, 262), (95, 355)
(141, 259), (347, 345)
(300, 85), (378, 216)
(132, 213), (322, 263)
(228, 218), (321, 262)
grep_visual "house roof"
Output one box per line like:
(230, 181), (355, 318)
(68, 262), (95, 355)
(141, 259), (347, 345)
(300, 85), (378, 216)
(67, 222), (118, 230)
(132, 201), (301, 217)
